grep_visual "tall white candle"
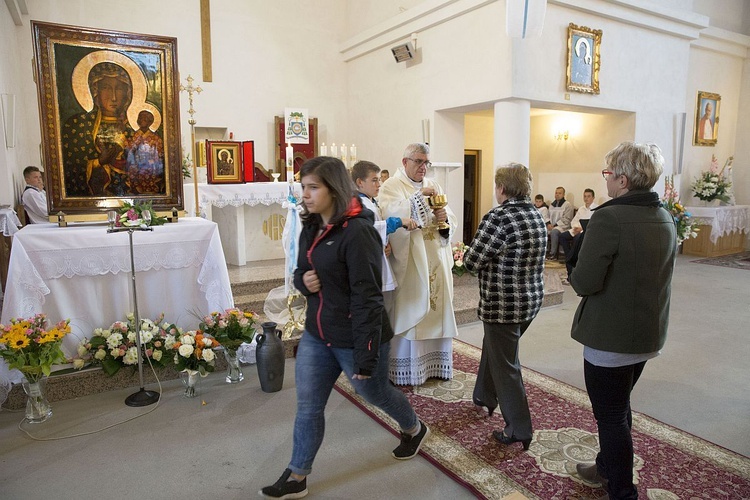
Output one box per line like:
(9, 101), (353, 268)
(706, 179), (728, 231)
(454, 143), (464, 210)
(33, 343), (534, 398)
(286, 143), (294, 181)
(331, 143), (337, 158)
(320, 142), (327, 156)
(350, 144), (357, 165)
(340, 144), (347, 164)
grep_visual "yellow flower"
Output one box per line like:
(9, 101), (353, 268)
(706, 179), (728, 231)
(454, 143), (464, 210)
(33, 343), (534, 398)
(6, 333), (30, 349)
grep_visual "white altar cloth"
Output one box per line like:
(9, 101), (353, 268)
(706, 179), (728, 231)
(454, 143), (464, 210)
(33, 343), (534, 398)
(0, 218), (234, 357)
(684, 205), (749, 243)
(0, 208), (22, 237)
(183, 182), (302, 265)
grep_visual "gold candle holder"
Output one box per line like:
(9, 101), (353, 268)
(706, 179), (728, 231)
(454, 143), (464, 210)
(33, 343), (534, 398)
(428, 194), (449, 230)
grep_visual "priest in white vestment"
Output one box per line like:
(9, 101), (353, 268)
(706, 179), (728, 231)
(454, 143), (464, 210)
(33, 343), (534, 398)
(378, 143), (459, 385)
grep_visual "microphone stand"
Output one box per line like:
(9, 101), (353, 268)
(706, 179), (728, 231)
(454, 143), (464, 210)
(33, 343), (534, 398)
(108, 212), (160, 407)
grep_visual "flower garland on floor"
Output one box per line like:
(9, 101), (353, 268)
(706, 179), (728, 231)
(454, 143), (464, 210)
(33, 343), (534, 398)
(662, 175), (698, 245)
(0, 314), (71, 382)
(691, 155), (732, 203)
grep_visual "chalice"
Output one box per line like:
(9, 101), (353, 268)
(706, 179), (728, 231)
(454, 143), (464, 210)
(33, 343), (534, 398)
(428, 194), (450, 230)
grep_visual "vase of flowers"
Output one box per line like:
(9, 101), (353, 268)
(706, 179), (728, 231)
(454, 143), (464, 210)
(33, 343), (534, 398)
(691, 155), (732, 205)
(180, 369), (201, 398)
(172, 330), (220, 395)
(199, 308), (259, 384)
(72, 313), (175, 376)
(451, 241), (469, 277)
(0, 314), (71, 423)
(662, 175), (699, 245)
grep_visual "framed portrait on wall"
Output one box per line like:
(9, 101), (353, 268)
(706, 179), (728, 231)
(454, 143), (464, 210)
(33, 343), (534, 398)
(31, 21), (182, 218)
(566, 23), (602, 94)
(693, 91), (720, 146)
(206, 141), (243, 184)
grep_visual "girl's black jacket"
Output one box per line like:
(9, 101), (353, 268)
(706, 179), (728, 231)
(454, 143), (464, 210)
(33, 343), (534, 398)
(293, 197), (389, 376)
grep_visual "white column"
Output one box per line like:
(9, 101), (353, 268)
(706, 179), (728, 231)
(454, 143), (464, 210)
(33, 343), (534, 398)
(494, 99), (530, 168)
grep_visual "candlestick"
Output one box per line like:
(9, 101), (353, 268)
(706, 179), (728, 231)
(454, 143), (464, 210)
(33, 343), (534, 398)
(320, 142), (327, 156)
(286, 143), (294, 182)
(331, 143), (337, 158)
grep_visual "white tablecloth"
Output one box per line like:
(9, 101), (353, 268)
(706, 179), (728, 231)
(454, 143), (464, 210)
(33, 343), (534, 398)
(684, 205), (749, 243)
(183, 182), (299, 217)
(0, 208), (22, 237)
(0, 218), (234, 357)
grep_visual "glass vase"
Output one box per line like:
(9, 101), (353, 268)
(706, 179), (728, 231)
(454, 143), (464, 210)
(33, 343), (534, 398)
(181, 370), (200, 398)
(22, 377), (52, 423)
(224, 348), (244, 384)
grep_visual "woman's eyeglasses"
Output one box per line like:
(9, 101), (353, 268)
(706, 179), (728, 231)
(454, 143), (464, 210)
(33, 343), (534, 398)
(601, 169), (615, 180)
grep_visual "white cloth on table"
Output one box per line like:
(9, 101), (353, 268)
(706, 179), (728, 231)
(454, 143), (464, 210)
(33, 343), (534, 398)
(378, 168), (458, 386)
(0, 208), (22, 236)
(0, 218), (234, 358)
(685, 205), (750, 243)
(183, 182), (300, 217)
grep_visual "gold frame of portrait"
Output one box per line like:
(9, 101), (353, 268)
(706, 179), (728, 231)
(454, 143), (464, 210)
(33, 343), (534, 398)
(693, 91), (720, 147)
(565, 23), (602, 95)
(206, 141), (244, 184)
(31, 21), (182, 220)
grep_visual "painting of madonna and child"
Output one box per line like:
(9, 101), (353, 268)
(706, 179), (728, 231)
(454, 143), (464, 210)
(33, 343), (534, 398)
(32, 22), (183, 216)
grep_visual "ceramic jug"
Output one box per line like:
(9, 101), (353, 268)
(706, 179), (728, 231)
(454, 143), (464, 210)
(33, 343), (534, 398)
(256, 321), (285, 392)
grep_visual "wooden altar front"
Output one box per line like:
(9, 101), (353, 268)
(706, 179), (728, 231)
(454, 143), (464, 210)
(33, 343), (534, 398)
(682, 205), (749, 257)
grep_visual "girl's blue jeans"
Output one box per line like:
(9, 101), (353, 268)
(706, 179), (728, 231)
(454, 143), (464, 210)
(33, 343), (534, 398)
(288, 332), (418, 475)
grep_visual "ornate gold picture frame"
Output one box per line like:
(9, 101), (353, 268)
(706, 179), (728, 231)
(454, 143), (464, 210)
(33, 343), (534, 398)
(32, 21), (182, 217)
(566, 23), (602, 94)
(693, 91), (720, 146)
(206, 141), (243, 184)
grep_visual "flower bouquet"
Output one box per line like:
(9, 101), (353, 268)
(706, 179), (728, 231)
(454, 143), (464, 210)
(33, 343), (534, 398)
(116, 200), (168, 227)
(662, 175), (698, 245)
(0, 314), (71, 383)
(0, 314), (71, 422)
(172, 330), (220, 396)
(451, 241), (469, 277)
(199, 308), (259, 354)
(691, 155), (732, 203)
(199, 308), (259, 383)
(73, 313), (175, 376)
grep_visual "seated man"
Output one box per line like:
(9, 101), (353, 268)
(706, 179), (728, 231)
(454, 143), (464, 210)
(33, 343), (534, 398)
(21, 166), (49, 224)
(546, 186), (574, 260)
(559, 188), (598, 284)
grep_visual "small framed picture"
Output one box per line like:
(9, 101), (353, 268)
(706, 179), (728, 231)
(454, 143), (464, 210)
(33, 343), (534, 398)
(206, 141), (243, 184)
(693, 91), (720, 146)
(566, 23), (602, 94)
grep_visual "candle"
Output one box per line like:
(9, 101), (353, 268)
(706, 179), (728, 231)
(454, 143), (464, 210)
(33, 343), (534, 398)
(286, 143), (294, 181)
(350, 144), (357, 165)
(320, 142), (327, 156)
(331, 143), (337, 158)
(340, 144), (347, 164)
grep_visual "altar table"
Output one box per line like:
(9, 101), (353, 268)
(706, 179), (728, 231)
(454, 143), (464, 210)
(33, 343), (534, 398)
(183, 182), (301, 265)
(682, 205), (749, 257)
(0, 218), (234, 357)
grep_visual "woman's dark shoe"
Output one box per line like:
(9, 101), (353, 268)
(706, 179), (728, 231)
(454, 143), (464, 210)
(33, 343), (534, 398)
(472, 399), (495, 417)
(576, 462), (609, 488)
(492, 430), (531, 451)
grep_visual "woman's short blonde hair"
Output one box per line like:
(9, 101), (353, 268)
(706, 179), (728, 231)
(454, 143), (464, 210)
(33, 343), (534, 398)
(605, 141), (664, 190)
(495, 163), (532, 198)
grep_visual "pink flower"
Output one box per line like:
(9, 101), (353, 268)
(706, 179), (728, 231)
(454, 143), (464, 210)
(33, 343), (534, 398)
(127, 208), (138, 221)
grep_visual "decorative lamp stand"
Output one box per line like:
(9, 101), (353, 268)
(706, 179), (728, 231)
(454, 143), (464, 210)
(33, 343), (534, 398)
(107, 215), (160, 407)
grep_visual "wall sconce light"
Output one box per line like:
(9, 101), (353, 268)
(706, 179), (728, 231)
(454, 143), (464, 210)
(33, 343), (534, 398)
(554, 129), (569, 141)
(391, 33), (418, 63)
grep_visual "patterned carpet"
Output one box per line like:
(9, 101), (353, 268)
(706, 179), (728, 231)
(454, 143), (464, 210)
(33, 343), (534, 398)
(691, 251), (750, 271)
(334, 340), (750, 499)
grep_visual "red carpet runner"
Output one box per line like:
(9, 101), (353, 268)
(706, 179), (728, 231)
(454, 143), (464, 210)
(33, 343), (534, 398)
(334, 340), (750, 499)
